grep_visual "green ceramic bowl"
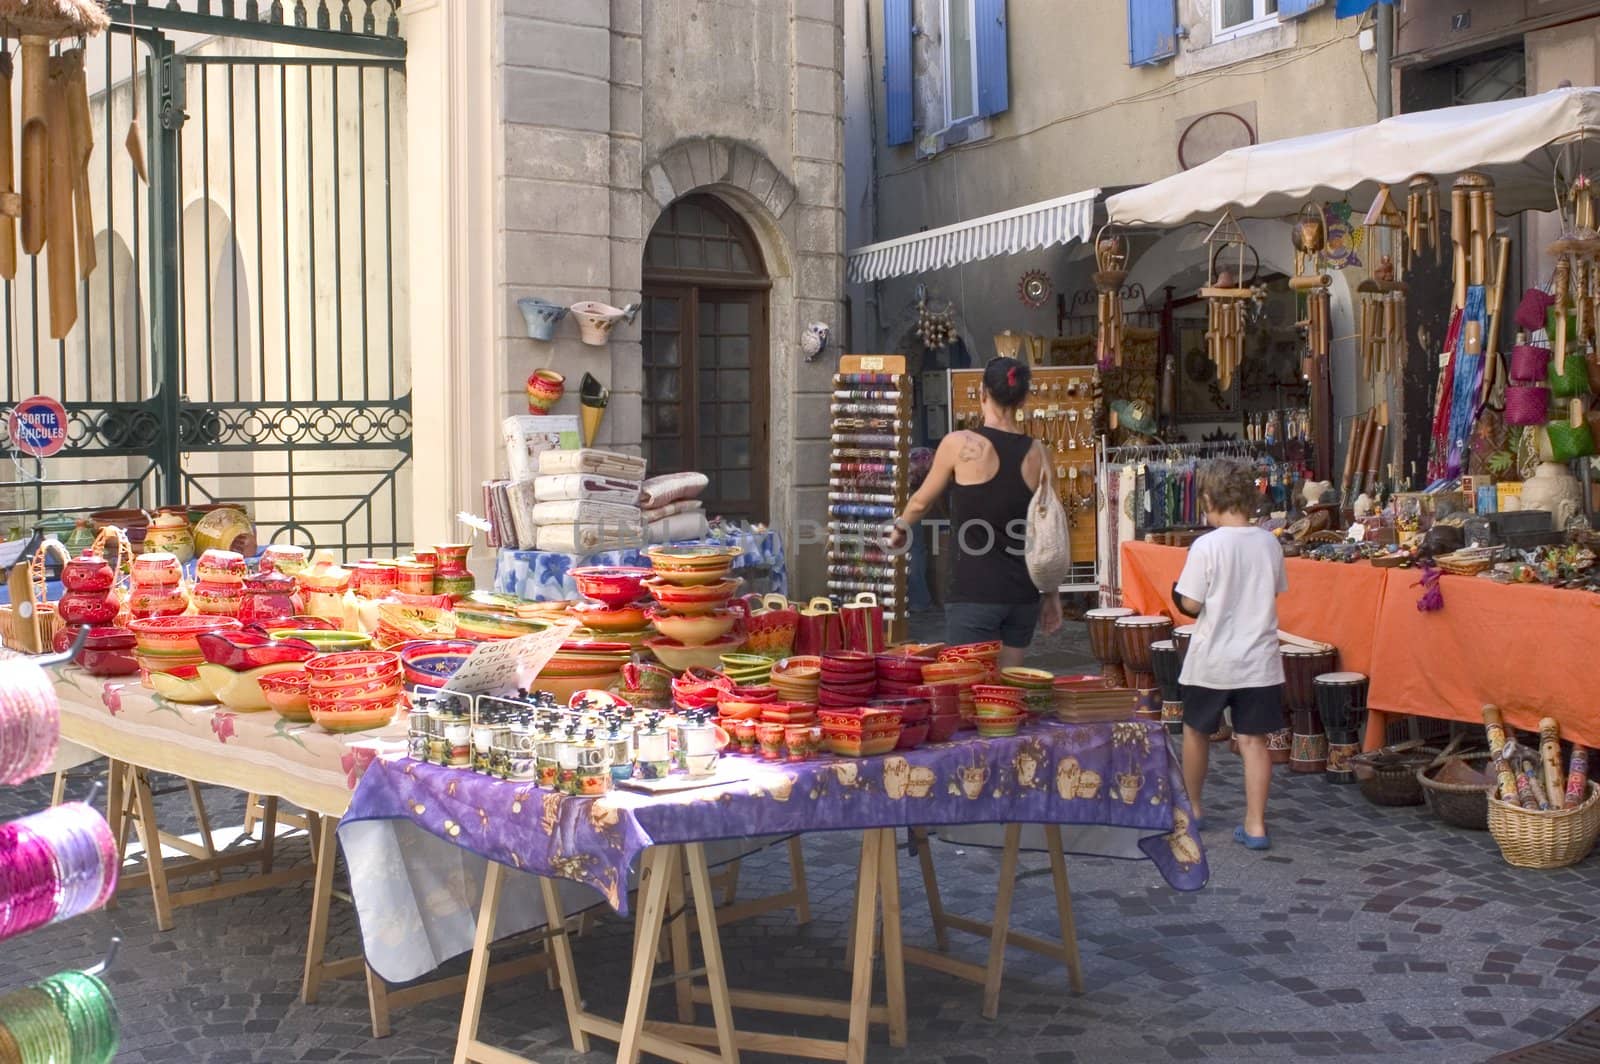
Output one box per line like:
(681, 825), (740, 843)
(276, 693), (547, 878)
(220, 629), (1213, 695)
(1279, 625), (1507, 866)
(270, 629), (373, 652)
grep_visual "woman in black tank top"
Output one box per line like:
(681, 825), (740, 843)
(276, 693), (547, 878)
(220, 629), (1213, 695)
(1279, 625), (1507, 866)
(887, 357), (1063, 667)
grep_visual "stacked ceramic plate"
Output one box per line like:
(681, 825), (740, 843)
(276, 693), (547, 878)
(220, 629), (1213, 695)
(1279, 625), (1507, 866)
(128, 615), (244, 697)
(971, 684), (1027, 737)
(644, 544), (742, 586)
(306, 651), (404, 732)
(541, 640), (633, 702)
(875, 652), (934, 697)
(998, 666), (1055, 716)
(770, 656), (822, 704)
(720, 653), (773, 686)
(819, 651), (876, 708)
(937, 641), (1001, 682)
(569, 567), (655, 646)
(920, 659), (986, 726)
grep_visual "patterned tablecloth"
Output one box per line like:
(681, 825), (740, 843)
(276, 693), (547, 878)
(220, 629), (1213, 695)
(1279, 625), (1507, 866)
(51, 667), (406, 817)
(492, 528), (787, 602)
(342, 721), (1207, 913)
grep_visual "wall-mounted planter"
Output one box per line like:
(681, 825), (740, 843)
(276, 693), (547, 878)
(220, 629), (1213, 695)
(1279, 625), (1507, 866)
(518, 297), (568, 341)
(570, 301), (628, 346)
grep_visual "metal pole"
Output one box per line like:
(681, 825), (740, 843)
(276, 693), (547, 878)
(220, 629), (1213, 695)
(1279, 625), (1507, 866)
(1376, 2), (1394, 120)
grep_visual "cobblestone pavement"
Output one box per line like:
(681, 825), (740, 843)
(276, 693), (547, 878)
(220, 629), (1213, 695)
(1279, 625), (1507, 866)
(2, 620), (1596, 1063)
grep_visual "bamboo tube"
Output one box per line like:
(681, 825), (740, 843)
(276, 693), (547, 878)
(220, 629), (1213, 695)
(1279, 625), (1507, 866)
(1364, 424), (1387, 493)
(1342, 414), (1368, 500)
(1428, 184), (1440, 264)
(19, 35), (46, 255)
(1288, 274), (1331, 291)
(1480, 236), (1511, 406)
(1554, 258), (1571, 376)
(1469, 189), (1486, 287)
(44, 57), (74, 338)
(0, 50), (14, 281)
(1541, 719), (1565, 811)
(1484, 185), (1497, 236)
(64, 50), (93, 278)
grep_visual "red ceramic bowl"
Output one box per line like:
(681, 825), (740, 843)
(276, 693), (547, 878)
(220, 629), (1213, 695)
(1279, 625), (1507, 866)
(870, 697), (930, 723)
(895, 720), (931, 750)
(642, 576), (742, 615)
(198, 629), (317, 671)
(128, 615), (243, 654)
(259, 672), (312, 722)
(716, 698), (768, 721)
(820, 675), (878, 696)
(875, 653), (934, 683)
(305, 650), (402, 685)
(940, 641), (1002, 661)
(822, 650), (875, 672)
(973, 683), (1026, 706)
(569, 600), (651, 633)
(921, 660), (987, 684)
(728, 684), (778, 703)
(56, 625), (139, 677)
(926, 713), (961, 743)
(570, 566), (653, 609)
(874, 678), (921, 698)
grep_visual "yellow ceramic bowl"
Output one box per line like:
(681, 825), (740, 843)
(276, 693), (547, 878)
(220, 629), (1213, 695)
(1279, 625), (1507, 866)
(197, 661), (309, 713)
(149, 667), (215, 704)
(649, 609), (739, 647)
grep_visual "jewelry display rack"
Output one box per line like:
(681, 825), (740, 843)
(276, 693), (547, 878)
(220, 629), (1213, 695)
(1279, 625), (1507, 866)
(947, 366), (1100, 592)
(829, 355), (911, 643)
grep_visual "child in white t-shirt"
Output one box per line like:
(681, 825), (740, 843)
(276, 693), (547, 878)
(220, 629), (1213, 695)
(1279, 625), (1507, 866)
(1171, 459), (1287, 851)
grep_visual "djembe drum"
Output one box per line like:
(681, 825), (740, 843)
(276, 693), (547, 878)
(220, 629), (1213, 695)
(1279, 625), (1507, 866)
(1149, 639), (1183, 734)
(1172, 623), (1196, 664)
(1283, 643), (1337, 773)
(1116, 615), (1172, 692)
(1086, 607), (1133, 687)
(1314, 672), (1369, 784)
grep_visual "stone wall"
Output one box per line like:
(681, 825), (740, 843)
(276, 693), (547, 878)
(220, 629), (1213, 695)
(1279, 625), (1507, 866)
(495, 0), (845, 594)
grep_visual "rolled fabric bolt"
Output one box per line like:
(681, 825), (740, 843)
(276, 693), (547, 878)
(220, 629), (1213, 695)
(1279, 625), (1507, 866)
(1490, 757), (1521, 805)
(1566, 747), (1590, 809)
(1540, 718), (1565, 808)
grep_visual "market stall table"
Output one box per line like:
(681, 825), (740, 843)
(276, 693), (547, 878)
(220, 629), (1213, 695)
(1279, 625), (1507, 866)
(493, 527), (787, 601)
(339, 720), (1206, 1063)
(1119, 541), (1600, 748)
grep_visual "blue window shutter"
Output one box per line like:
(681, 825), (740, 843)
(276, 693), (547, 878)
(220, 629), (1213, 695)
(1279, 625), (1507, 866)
(975, 0), (1009, 118)
(1278, 0), (1325, 17)
(1127, 0), (1176, 67)
(884, 0), (914, 146)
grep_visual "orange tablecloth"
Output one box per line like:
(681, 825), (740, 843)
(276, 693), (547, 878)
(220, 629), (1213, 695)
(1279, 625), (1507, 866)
(1119, 541), (1600, 748)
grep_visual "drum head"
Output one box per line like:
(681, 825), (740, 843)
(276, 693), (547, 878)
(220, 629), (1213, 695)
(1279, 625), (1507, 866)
(1087, 608), (1134, 619)
(1283, 644), (1333, 657)
(1118, 615), (1169, 627)
(1314, 671), (1367, 684)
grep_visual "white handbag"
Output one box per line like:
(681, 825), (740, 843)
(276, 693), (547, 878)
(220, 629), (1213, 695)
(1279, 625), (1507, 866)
(1024, 451), (1072, 591)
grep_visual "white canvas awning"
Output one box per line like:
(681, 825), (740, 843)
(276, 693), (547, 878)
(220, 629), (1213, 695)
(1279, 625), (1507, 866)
(1106, 87), (1600, 229)
(847, 188), (1101, 283)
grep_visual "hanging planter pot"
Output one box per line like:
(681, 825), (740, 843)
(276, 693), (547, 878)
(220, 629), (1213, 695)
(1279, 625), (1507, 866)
(570, 301), (627, 346)
(517, 297), (568, 342)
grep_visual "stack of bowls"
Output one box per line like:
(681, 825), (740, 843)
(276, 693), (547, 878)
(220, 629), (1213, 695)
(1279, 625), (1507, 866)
(819, 651), (876, 708)
(971, 684), (1027, 737)
(998, 666), (1056, 716)
(258, 672), (311, 722)
(719, 653), (773, 687)
(643, 549), (744, 673)
(191, 549), (247, 617)
(910, 682), (963, 742)
(819, 706), (902, 757)
(770, 656), (822, 705)
(195, 629), (318, 712)
(541, 640), (634, 703)
(869, 697), (931, 749)
(875, 652), (934, 697)
(570, 567), (655, 646)
(920, 659), (986, 726)
(937, 641), (1002, 682)
(128, 615), (243, 695)
(306, 650), (404, 732)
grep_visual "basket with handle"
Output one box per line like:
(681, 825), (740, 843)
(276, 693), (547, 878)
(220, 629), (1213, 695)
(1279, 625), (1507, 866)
(1487, 781), (1600, 869)
(1350, 739), (1439, 807)
(1416, 738), (1494, 831)
(0, 535), (70, 653)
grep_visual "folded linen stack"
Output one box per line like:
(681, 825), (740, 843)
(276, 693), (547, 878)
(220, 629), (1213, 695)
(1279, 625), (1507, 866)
(514, 449), (647, 553)
(640, 472), (710, 543)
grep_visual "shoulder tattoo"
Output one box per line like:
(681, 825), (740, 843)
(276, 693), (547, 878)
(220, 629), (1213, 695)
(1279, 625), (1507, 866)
(957, 432), (984, 462)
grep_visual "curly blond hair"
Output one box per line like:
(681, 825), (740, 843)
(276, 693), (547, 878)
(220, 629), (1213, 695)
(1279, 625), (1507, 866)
(1197, 458), (1258, 518)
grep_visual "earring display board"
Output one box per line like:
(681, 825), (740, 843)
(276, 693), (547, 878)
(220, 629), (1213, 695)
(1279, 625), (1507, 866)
(948, 366), (1100, 570)
(829, 355), (910, 644)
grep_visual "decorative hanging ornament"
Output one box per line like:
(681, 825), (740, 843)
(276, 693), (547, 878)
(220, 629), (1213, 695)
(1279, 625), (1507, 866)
(1017, 269), (1052, 309)
(1201, 211), (1252, 393)
(1092, 225), (1129, 370)
(1290, 202), (1334, 371)
(1405, 175), (1440, 271)
(1320, 201), (1364, 270)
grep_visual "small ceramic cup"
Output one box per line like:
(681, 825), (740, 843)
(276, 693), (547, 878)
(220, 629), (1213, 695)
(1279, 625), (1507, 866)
(757, 722), (785, 761)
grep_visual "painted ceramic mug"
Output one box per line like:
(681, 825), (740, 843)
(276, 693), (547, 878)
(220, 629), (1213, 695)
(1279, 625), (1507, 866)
(526, 369), (566, 414)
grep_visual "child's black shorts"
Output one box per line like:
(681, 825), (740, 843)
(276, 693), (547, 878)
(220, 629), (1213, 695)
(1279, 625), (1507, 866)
(1180, 684), (1284, 736)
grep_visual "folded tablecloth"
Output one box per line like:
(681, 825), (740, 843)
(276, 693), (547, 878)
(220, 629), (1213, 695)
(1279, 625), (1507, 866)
(538, 448), (648, 480)
(533, 474), (642, 506)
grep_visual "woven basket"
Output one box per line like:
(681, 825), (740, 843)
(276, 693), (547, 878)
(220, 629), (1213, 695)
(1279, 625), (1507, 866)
(1351, 744), (1439, 807)
(0, 537), (68, 653)
(1418, 752), (1494, 831)
(1487, 781), (1600, 869)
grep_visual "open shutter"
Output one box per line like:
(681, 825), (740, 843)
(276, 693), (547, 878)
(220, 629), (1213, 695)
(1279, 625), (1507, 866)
(1127, 0), (1176, 67)
(1278, 0), (1326, 17)
(975, 0), (1009, 118)
(1335, 0), (1394, 16)
(884, 0), (914, 146)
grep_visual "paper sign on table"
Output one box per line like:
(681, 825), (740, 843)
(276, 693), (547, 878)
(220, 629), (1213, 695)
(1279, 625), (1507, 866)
(443, 619), (579, 695)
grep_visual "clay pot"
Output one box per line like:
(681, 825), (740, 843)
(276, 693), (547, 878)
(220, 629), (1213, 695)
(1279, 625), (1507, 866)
(526, 368), (566, 414)
(517, 297), (569, 341)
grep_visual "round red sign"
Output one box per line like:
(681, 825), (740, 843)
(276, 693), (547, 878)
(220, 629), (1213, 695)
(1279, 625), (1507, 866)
(8, 395), (68, 458)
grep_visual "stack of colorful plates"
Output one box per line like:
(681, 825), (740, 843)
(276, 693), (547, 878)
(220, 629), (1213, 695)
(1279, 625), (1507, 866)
(128, 615), (243, 686)
(938, 641), (1002, 682)
(454, 608), (552, 643)
(770, 656), (822, 704)
(541, 640), (633, 701)
(720, 652), (774, 686)
(998, 666), (1055, 716)
(644, 545), (742, 587)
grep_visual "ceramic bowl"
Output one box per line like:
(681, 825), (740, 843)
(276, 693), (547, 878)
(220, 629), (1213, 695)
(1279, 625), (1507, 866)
(197, 661), (307, 713)
(998, 666), (1055, 690)
(258, 672), (312, 722)
(309, 694), (400, 733)
(822, 726), (901, 758)
(643, 577), (742, 614)
(545, 641), (633, 677)
(716, 698), (769, 721)
(570, 601), (651, 633)
(128, 614), (243, 655)
(974, 713), (1026, 738)
(570, 566), (653, 609)
(895, 720), (931, 750)
(198, 629), (317, 671)
(921, 660), (986, 685)
(926, 713), (962, 743)
(454, 609), (551, 643)
(646, 544), (741, 569)
(760, 702), (818, 725)
(306, 650), (402, 686)
(649, 608), (739, 647)
(645, 634), (743, 673)
(876, 653), (934, 684)
(729, 684), (778, 703)
(148, 665), (215, 704)
(770, 656), (822, 682)
(398, 639), (476, 688)
(271, 629), (372, 653)
(375, 602), (458, 645)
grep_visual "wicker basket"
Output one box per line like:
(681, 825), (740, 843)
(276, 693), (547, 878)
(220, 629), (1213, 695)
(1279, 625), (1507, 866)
(1417, 752), (1494, 831)
(0, 537), (68, 654)
(1351, 743), (1439, 807)
(1487, 781), (1600, 869)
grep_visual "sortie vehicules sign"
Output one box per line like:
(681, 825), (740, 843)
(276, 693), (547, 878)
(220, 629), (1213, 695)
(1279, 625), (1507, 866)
(8, 395), (68, 458)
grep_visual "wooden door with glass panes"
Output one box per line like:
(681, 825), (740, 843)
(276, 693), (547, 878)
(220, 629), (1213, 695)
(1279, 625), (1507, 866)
(641, 194), (771, 523)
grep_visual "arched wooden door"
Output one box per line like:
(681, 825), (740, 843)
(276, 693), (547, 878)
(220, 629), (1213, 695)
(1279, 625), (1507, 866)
(641, 195), (770, 523)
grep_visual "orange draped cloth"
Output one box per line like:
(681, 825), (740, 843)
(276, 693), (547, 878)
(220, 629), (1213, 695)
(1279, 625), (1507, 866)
(1119, 541), (1600, 749)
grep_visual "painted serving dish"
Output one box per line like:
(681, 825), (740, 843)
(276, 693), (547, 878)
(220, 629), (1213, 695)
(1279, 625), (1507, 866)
(648, 608), (738, 647)
(148, 665), (214, 704)
(197, 629), (317, 671)
(644, 544), (742, 586)
(645, 634), (742, 674)
(258, 672), (312, 722)
(375, 602), (457, 648)
(305, 650), (402, 687)
(819, 707), (902, 757)
(398, 639), (476, 689)
(270, 629), (372, 653)
(453, 608), (550, 643)
(129, 615), (243, 678)
(570, 601), (651, 634)
(197, 661), (307, 713)
(642, 576), (742, 615)
(569, 566), (653, 609)
(974, 713), (1026, 738)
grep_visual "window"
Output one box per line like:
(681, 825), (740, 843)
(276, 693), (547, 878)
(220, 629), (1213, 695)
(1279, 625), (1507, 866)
(944, 0), (978, 125)
(1215, 0), (1278, 39)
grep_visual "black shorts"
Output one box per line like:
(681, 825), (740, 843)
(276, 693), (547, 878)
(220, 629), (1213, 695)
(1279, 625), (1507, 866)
(1181, 684), (1284, 736)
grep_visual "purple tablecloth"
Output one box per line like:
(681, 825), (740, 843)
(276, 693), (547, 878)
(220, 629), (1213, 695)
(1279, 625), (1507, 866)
(340, 721), (1207, 913)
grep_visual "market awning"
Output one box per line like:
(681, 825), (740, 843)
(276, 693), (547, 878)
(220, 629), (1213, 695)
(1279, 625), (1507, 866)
(1106, 87), (1600, 228)
(846, 187), (1101, 283)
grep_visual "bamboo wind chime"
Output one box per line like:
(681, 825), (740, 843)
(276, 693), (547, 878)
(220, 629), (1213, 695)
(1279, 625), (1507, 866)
(1201, 212), (1251, 393)
(1290, 203), (1331, 370)
(1093, 225), (1129, 369)
(1548, 176), (1600, 379)
(1405, 175), (1441, 272)
(0, 0), (108, 339)
(1357, 187), (1410, 384)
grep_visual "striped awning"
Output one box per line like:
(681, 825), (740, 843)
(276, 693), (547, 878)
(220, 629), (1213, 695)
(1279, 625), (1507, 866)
(846, 188), (1101, 284)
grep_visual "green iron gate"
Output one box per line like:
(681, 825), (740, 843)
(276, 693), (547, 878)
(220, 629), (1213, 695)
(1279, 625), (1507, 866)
(0, 1), (409, 553)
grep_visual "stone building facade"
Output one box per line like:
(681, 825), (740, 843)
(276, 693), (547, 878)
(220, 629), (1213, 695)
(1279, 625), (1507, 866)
(408, 0), (847, 591)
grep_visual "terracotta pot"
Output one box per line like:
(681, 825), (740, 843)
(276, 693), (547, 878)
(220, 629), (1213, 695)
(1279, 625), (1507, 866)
(526, 368), (566, 414)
